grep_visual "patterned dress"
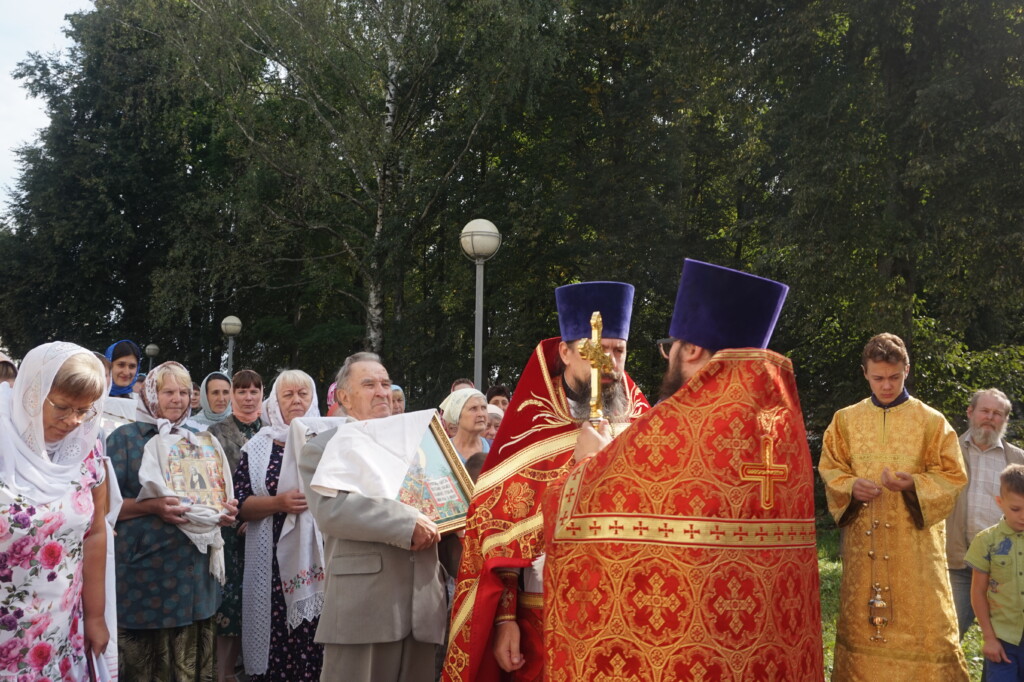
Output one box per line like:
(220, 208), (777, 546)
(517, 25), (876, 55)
(0, 450), (104, 680)
(235, 442), (323, 681)
(209, 416), (261, 637)
(109, 421), (219, 681)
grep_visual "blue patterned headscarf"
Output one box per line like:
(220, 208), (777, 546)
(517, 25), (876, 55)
(104, 339), (142, 396)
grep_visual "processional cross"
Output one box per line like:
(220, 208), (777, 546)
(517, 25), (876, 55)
(577, 311), (612, 426)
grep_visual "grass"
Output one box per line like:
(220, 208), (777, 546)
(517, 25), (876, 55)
(817, 526), (984, 680)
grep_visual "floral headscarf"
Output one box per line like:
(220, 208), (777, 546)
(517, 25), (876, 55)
(136, 362), (192, 435)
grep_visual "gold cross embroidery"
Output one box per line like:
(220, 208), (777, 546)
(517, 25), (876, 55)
(739, 408), (789, 510)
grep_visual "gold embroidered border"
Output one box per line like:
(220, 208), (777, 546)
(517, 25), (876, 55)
(479, 514), (543, 557)
(553, 512), (815, 547)
(477, 419), (633, 493)
(714, 347), (793, 372)
(476, 431), (579, 490)
(451, 581), (478, 635)
(519, 592), (543, 609)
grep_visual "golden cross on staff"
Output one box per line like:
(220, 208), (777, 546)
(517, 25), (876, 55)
(577, 311), (612, 426)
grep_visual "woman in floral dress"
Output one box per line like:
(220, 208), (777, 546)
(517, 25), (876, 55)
(235, 370), (323, 680)
(0, 342), (110, 680)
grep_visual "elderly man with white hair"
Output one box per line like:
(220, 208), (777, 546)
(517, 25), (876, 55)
(946, 387), (1024, 638)
(299, 352), (445, 682)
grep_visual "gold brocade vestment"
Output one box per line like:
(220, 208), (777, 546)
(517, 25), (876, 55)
(443, 338), (648, 682)
(819, 397), (968, 681)
(544, 349), (823, 681)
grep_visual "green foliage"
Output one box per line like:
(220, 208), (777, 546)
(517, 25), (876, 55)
(3, 0), (1024, 422)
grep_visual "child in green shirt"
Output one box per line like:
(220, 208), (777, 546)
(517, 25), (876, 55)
(967, 463), (1024, 681)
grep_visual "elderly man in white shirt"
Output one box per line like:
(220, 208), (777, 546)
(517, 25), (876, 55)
(945, 387), (1024, 638)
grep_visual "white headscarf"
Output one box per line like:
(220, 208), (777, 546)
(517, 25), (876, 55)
(0, 342), (106, 504)
(241, 372), (320, 676)
(439, 387), (485, 426)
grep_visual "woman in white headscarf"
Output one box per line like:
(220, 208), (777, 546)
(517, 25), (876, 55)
(440, 387), (490, 461)
(108, 362), (238, 681)
(0, 342), (109, 680)
(235, 370), (324, 681)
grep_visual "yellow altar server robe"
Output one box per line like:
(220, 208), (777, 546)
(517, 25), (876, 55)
(819, 396), (968, 681)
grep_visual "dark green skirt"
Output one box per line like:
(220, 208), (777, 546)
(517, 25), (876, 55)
(214, 523), (244, 637)
(119, 617), (215, 682)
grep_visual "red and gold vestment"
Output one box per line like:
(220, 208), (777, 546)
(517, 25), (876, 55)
(442, 337), (648, 682)
(543, 348), (824, 681)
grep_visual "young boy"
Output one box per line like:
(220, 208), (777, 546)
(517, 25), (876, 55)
(967, 463), (1024, 680)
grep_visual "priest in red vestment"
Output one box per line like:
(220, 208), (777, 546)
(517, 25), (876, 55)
(443, 282), (650, 682)
(543, 260), (824, 681)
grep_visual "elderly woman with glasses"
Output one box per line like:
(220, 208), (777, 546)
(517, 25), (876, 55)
(0, 342), (111, 680)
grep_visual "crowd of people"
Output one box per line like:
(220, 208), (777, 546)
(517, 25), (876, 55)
(1, 258), (1022, 681)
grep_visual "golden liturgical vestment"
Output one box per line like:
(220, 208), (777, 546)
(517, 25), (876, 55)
(543, 349), (824, 681)
(819, 396), (968, 681)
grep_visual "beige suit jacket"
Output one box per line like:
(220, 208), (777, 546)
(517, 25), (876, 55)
(299, 427), (447, 645)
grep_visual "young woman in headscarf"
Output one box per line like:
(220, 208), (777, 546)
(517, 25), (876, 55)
(207, 369), (264, 682)
(0, 342), (110, 679)
(108, 362), (239, 680)
(103, 340), (141, 398)
(235, 370), (324, 681)
(186, 371), (233, 432)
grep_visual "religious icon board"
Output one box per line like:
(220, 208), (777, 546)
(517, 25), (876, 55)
(396, 413), (475, 534)
(165, 435), (229, 511)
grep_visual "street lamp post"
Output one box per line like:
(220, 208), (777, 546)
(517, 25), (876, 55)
(144, 343), (159, 373)
(459, 219), (502, 389)
(221, 316), (242, 377)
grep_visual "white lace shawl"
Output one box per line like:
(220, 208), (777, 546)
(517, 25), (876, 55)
(240, 375), (321, 676)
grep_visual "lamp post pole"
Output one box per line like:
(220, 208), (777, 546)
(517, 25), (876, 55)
(144, 343), (159, 373)
(459, 219), (501, 389)
(220, 316), (242, 377)
(473, 257), (485, 388)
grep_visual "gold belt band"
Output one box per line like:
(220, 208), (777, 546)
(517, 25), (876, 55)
(554, 514), (815, 548)
(519, 592), (543, 610)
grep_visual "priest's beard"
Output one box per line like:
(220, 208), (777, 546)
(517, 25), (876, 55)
(564, 373), (629, 422)
(971, 421), (1007, 449)
(658, 356), (686, 403)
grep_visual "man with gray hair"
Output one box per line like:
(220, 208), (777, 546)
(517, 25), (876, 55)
(946, 388), (1024, 638)
(299, 351), (446, 682)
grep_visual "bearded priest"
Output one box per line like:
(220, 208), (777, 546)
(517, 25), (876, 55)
(543, 260), (824, 681)
(443, 281), (650, 682)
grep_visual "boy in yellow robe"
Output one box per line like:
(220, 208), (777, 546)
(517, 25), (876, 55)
(819, 332), (968, 680)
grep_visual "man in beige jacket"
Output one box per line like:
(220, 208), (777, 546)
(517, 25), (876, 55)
(299, 351), (446, 682)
